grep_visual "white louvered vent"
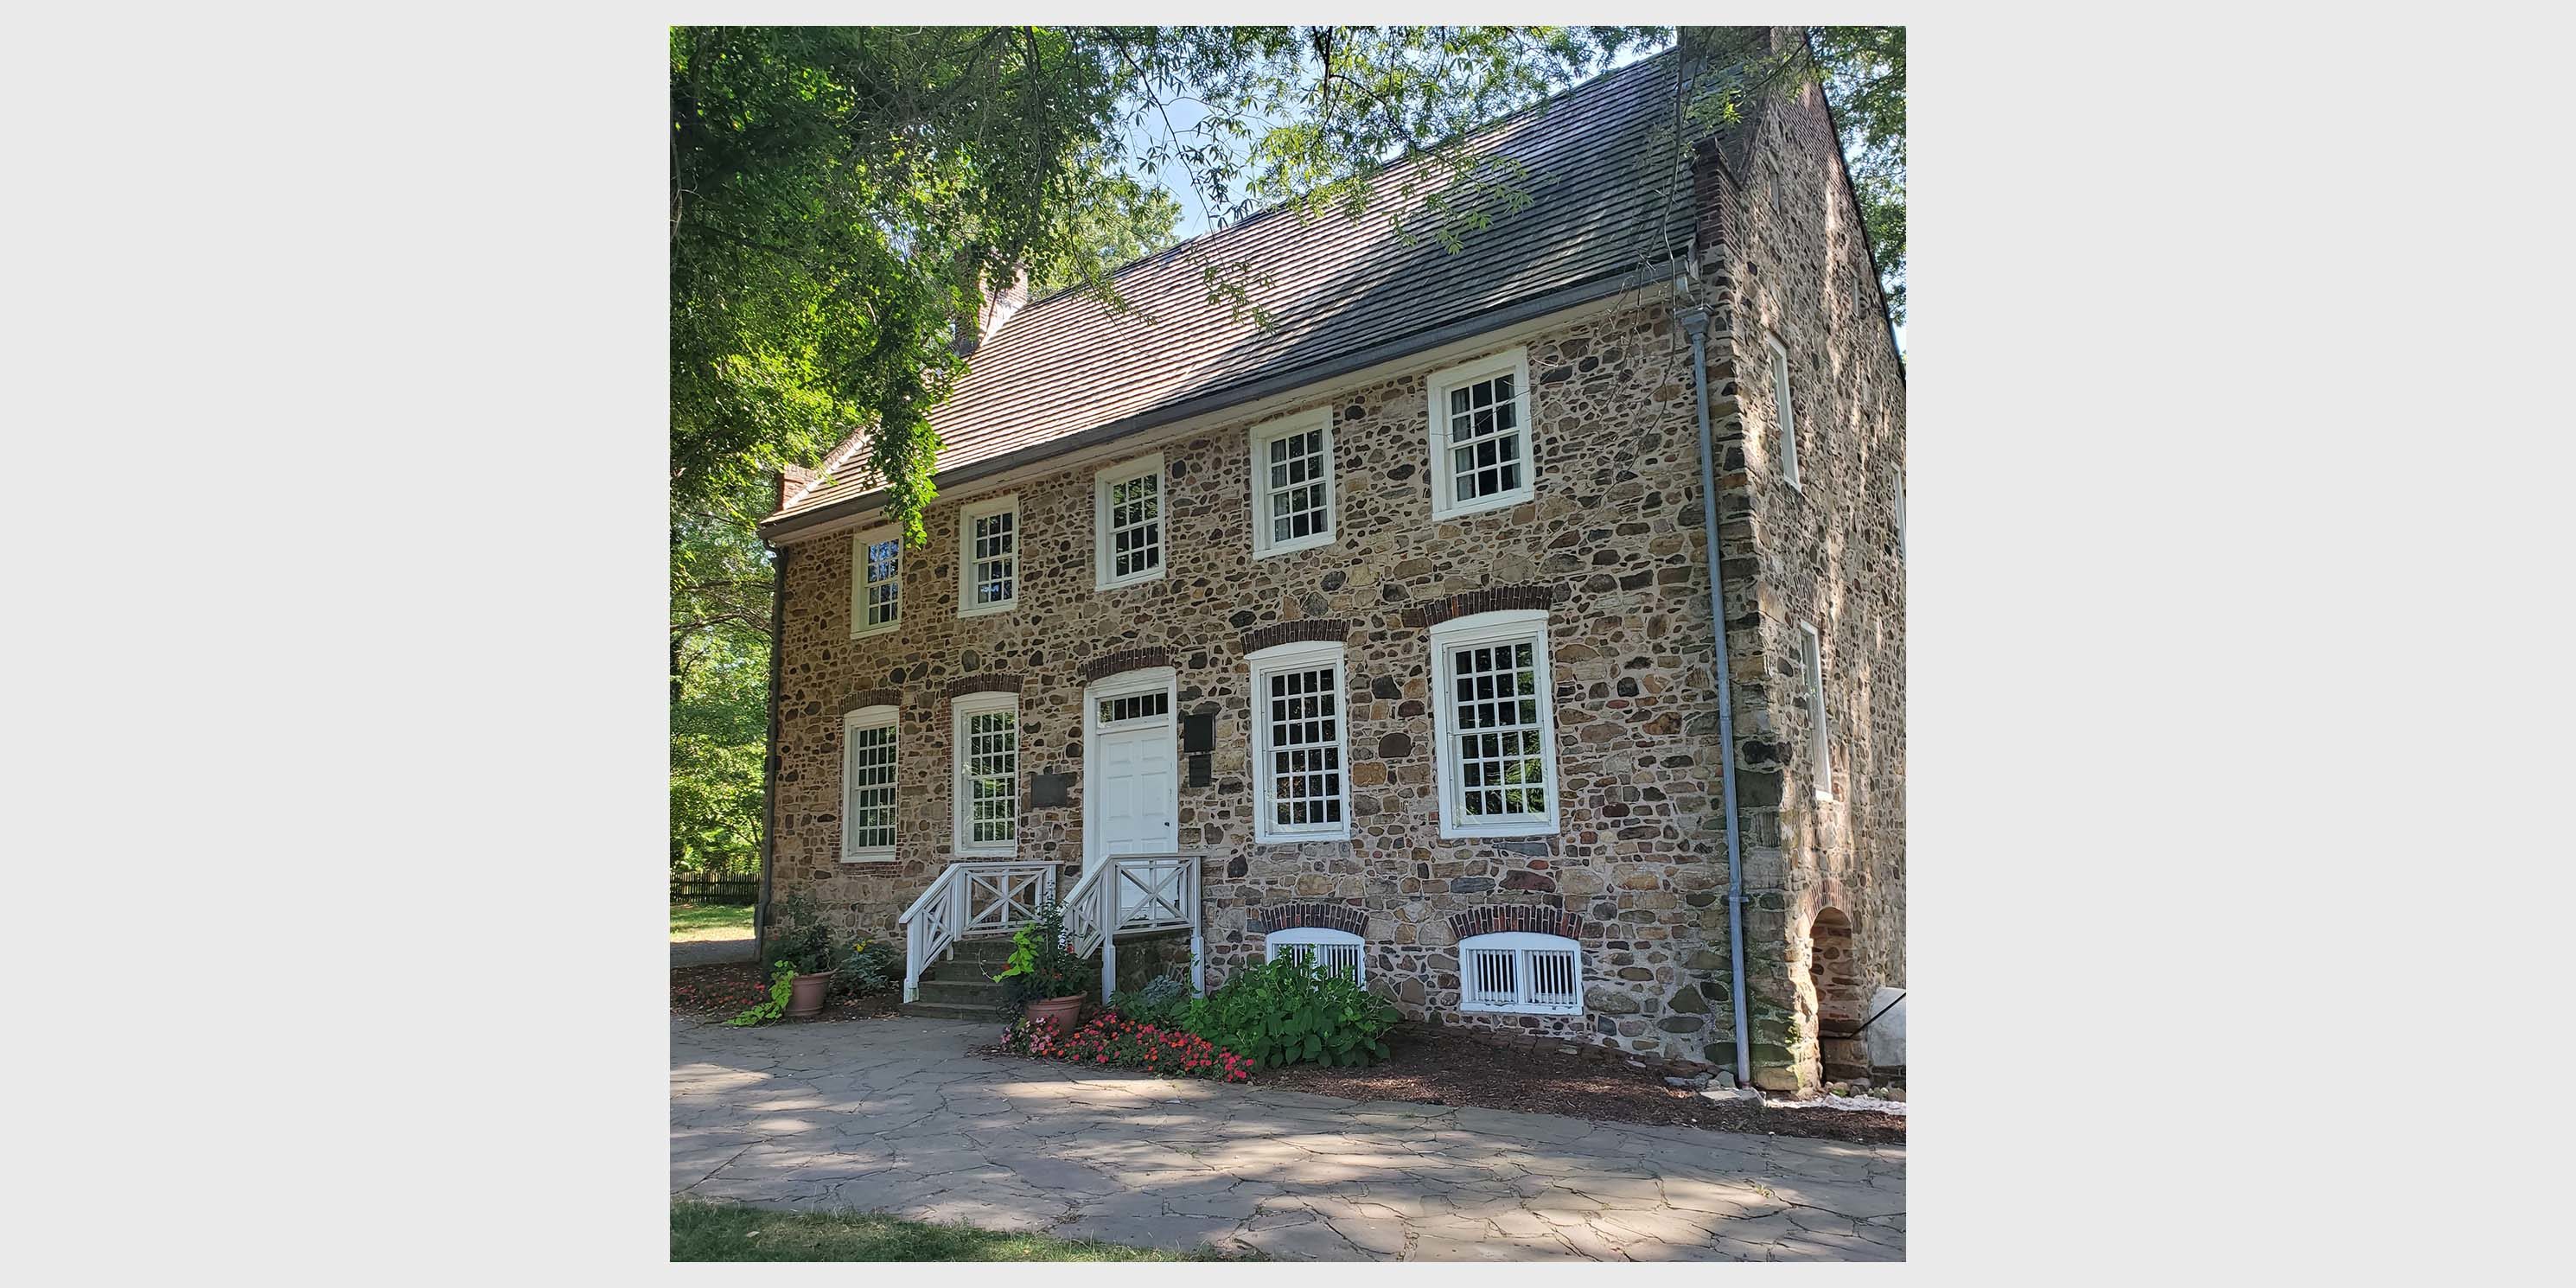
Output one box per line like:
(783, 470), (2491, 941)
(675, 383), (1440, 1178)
(1459, 932), (1584, 1015)
(1265, 927), (1365, 985)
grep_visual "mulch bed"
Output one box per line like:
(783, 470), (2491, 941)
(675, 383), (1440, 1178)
(1259, 1025), (1905, 1145)
(669, 961), (903, 1023)
(979, 1017), (1903, 1145)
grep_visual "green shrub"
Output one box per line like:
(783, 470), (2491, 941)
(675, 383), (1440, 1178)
(1107, 975), (1191, 1028)
(833, 937), (902, 997)
(1181, 953), (1398, 1069)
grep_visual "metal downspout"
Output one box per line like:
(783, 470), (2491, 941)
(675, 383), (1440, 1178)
(1680, 306), (1755, 1087)
(754, 542), (789, 965)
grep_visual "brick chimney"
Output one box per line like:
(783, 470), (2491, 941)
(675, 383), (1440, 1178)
(775, 463), (816, 513)
(953, 263), (1030, 358)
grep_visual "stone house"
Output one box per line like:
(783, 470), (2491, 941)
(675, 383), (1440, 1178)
(753, 29), (1904, 1093)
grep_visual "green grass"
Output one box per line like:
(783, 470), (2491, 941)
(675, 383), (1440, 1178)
(670, 900), (755, 941)
(671, 1201), (1248, 1261)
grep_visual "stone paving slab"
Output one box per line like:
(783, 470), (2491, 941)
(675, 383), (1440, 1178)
(672, 1014), (1903, 1261)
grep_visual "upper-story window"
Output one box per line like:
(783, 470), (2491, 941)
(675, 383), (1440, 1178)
(1798, 622), (1833, 801)
(840, 705), (897, 860)
(851, 527), (900, 638)
(1094, 453), (1165, 590)
(1247, 639), (1351, 843)
(1249, 408), (1336, 557)
(958, 494), (1020, 615)
(1428, 609), (1560, 838)
(1765, 335), (1801, 488)
(952, 691), (1018, 854)
(1426, 348), (1535, 519)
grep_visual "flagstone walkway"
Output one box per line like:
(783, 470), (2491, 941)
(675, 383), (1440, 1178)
(671, 1014), (1903, 1261)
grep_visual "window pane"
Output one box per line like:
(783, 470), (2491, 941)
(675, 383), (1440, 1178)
(1447, 630), (1548, 823)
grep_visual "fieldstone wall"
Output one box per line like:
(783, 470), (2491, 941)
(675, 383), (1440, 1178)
(768, 296), (1752, 1067)
(1692, 47), (1909, 1091)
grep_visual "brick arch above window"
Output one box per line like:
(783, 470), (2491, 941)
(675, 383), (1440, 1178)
(1400, 584), (1566, 629)
(1448, 903), (1586, 944)
(1241, 620), (1351, 654)
(942, 673), (1023, 699)
(1248, 902), (1368, 937)
(838, 687), (902, 713)
(1080, 647), (1171, 683)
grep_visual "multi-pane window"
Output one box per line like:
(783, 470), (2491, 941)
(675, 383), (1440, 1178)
(1266, 928), (1364, 985)
(1097, 691), (1169, 724)
(1250, 409), (1335, 556)
(1248, 641), (1349, 842)
(851, 528), (899, 637)
(959, 496), (1019, 615)
(840, 705), (897, 859)
(1799, 622), (1833, 801)
(1427, 349), (1534, 518)
(1429, 609), (1559, 838)
(1767, 335), (1801, 488)
(952, 692), (1018, 854)
(1094, 453), (1164, 589)
(1459, 932), (1583, 1015)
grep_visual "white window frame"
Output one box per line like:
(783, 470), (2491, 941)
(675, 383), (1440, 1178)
(1458, 931), (1584, 1016)
(1248, 407), (1336, 558)
(1766, 335), (1801, 489)
(850, 526), (901, 639)
(1427, 608), (1561, 838)
(839, 705), (898, 861)
(1094, 452), (1168, 590)
(1247, 639), (1353, 844)
(1425, 348), (1537, 520)
(1894, 472), (1906, 557)
(951, 690), (1019, 856)
(1266, 927), (1365, 985)
(1798, 622), (1833, 802)
(956, 494), (1021, 617)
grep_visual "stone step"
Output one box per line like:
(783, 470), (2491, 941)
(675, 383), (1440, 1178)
(899, 998), (1013, 1023)
(914, 978), (1006, 1008)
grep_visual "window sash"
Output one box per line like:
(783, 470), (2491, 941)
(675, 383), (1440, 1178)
(1096, 456), (1165, 586)
(1444, 639), (1548, 825)
(841, 715), (897, 857)
(962, 501), (1018, 612)
(862, 538), (900, 631)
(1253, 413), (1336, 554)
(1249, 644), (1350, 841)
(1801, 624), (1832, 800)
(1444, 372), (1526, 505)
(1427, 351), (1534, 519)
(1769, 337), (1801, 487)
(953, 698), (1017, 852)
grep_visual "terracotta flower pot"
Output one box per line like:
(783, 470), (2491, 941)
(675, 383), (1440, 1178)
(1024, 993), (1085, 1035)
(786, 971), (832, 1018)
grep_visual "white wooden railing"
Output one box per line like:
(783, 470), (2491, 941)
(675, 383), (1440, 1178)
(1062, 853), (1204, 1000)
(896, 860), (1057, 1002)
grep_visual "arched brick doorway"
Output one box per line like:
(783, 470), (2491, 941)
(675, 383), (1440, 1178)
(1808, 908), (1867, 1081)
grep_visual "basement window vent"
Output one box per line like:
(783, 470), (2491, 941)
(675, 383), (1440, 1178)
(1459, 931), (1582, 1016)
(1266, 927), (1364, 985)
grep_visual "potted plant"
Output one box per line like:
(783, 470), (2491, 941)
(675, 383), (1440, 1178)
(993, 900), (1090, 1033)
(769, 921), (841, 1017)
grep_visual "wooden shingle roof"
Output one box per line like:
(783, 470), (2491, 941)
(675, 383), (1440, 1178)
(768, 51), (1689, 536)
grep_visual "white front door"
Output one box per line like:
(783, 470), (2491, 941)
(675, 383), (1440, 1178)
(1086, 673), (1178, 926)
(1095, 725), (1176, 856)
